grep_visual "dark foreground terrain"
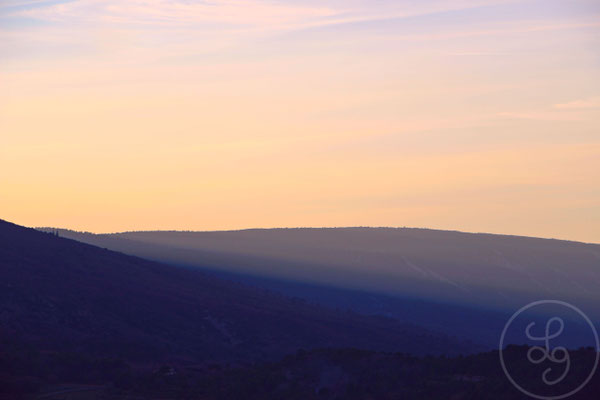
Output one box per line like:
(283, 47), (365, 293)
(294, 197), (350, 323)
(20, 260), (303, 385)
(2, 347), (598, 399)
(1, 219), (474, 398)
(2, 219), (598, 399)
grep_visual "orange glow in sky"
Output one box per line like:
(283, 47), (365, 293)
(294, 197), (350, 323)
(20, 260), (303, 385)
(1, 0), (599, 242)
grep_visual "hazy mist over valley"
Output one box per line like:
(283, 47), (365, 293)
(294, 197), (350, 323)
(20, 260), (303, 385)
(38, 227), (600, 349)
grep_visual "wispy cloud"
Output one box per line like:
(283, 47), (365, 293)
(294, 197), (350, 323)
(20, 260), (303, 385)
(554, 97), (600, 110)
(4, 0), (337, 30)
(0, 0), (65, 7)
(496, 111), (585, 122)
(3, 0), (518, 32)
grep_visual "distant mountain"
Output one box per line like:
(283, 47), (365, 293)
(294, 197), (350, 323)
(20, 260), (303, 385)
(4, 220), (599, 398)
(1, 219), (473, 365)
(41, 227), (600, 347)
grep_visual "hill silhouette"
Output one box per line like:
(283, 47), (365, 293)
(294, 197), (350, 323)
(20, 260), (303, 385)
(42, 226), (600, 347)
(0, 219), (479, 396)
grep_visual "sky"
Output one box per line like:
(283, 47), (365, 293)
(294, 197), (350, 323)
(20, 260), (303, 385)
(1, 0), (599, 242)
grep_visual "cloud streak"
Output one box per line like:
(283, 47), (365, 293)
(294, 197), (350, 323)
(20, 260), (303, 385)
(4, 0), (518, 32)
(554, 97), (600, 110)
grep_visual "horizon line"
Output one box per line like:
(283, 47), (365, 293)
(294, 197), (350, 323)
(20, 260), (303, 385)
(26, 222), (600, 246)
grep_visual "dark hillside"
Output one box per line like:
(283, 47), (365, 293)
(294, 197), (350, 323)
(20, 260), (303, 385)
(43, 226), (600, 348)
(0, 219), (477, 396)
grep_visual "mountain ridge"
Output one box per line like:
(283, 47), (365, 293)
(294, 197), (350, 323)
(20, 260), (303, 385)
(37, 225), (600, 246)
(1, 218), (476, 361)
(38, 225), (600, 314)
(36, 224), (600, 348)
